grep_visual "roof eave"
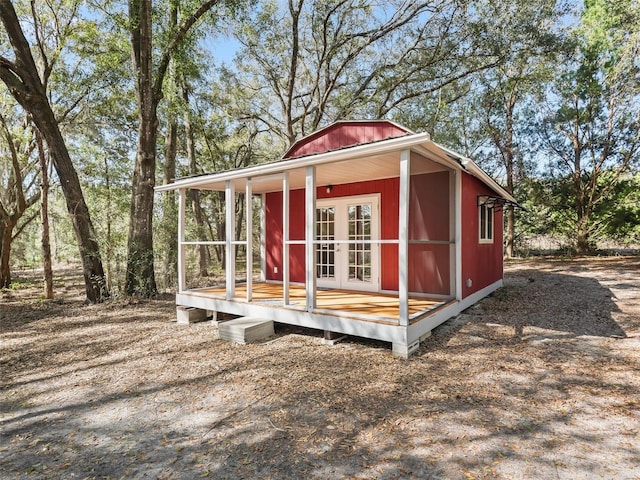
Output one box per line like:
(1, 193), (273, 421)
(156, 134), (518, 207)
(432, 142), (519, 205)
(156, 132), (432, 192)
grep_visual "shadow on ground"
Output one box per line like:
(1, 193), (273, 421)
(1, 259), (639, 479)
(428, 267), (627, 352)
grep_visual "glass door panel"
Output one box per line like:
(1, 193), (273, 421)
(316, 195), (379, 292)
(348, 203), (372, 283)
(316, 206), (335, 281)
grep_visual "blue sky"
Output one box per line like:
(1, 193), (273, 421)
(201, 35), (240, 67)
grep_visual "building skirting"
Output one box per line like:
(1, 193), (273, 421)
(175, 278), (503, 357)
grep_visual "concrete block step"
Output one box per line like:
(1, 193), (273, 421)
(219, 317), (275, 344)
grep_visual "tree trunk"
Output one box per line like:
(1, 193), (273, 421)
(575, 189), (591, 254)
(503, 93), (516, 258)
(0, 0), (107, 303)
(103, 155), (114, 292)
(235, 194), (244, 262)
(159, 0), (179, 290)
(40, 117), (107, 301)
(126, 0), (158, 297)
(124, 0), (226, 296)
(182, 83), (208, 277)
(504, 205), (515, 258)
(36, 128), (53, 299)
(125, 111), (159, 296)
(504, 155), (515, 258)
(189, 190), (209, 278)
(203, 210), (222, 263)
(573, 150), (590, 255)
(0, 220), (14, 288)
(575, 221), (590, 255)
(214, 191), (225, 264)
(162, 113), (178, 288)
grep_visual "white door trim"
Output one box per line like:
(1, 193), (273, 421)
(316, 194), (380, 292)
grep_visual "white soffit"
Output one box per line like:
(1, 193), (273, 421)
(155, 133), (509, 201)
(156, 133), (435, 193)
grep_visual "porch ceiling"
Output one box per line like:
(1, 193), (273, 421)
(156, 132), (460, 194)
(156, 131), (517, 204)
(245, 151), (448, 193)
(175, 150), (449, 194)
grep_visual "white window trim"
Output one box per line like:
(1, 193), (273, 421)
(479, 204), (494, 244)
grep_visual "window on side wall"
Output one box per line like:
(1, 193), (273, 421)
(479, 204), (494, 243)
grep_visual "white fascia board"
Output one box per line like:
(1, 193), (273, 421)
(432, 142), (517, 204)
(412, 144), (465, 172)
(155, 132), (431, 192)
(465, 162), (518, 204)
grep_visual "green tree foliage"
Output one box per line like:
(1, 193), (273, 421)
(518, 169), (640, 253)
(3, 0), (640, 299)
(538, 0), (640, 254)
(600, 172), (640, 243)
(0, 0), (109, 302)
(124, 0), (245, 297)
(0, 97), (40, 287)
(226, 0), (507, 149)
(460, 0), (568, 257)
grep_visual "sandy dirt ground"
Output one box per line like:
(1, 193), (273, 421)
(1, 256), (639, 479)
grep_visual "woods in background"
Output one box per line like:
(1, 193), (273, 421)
(0, 0), (638, 301)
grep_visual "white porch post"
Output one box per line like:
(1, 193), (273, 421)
(260, 193), (266, 282)
(246, 178), (253, 302)
(177, 188), (186, 293)
(225, 180), (236, 300)
(305, 166), (317, 312)
(398, 150), (410, 325)
(282, 172), (290, 305)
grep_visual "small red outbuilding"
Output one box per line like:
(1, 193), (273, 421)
(158, 120), (517, 357)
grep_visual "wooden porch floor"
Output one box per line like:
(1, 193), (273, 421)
(192, 282), (449, 322)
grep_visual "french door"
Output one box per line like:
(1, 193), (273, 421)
(316, 195), (380, 292)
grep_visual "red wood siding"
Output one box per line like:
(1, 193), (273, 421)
(409, 171), (450, 241)
(265, 178), (400, 287)
(265, 189), (307, 282)
(460, 174), (504, 299)
(265, 171), (451, 295)
(283, 121), (410, 158)
(265, 191), (283, 281)
(408, 171), (451, 295)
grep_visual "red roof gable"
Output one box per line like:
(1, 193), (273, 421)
(282, 120), (412, 159)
